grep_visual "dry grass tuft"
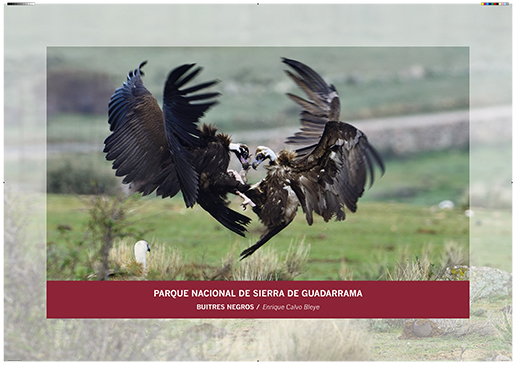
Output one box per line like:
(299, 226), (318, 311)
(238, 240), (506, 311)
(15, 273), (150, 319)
(379, 240), (468, 281)
(90, 237), (310, 281)
(232, 238), (310, 281)
(232, 246), (281, 280)
(339, 262), (355, 280)
(103, 238), (185, 280)
(439, 240), (468, 268)
(384, 244), (437, 280)
(284, 238), (311, 278)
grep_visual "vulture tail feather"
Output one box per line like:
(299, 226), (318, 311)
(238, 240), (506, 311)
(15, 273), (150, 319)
(239, 222), (290, 260)
(198, 198), (251, 237)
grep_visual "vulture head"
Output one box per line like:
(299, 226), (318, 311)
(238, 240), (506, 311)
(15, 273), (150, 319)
(252, 146), (278, 169)
(229, 142), (252, 170)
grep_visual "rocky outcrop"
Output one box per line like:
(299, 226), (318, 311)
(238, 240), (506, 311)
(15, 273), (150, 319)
(444, 265), (512, 299)
(399, 319), (443, 339)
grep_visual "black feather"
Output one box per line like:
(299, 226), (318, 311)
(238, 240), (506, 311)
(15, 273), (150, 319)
(240, 222), (290, 260)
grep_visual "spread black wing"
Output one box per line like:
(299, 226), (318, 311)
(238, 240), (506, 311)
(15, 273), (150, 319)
(104, 61), (220, 207)
(104, 61), (178, 197)
(282, 57), (341, 157)
(280, 58), (385, 225)
(161, 63), (221, 207)
(293, 121), (385, 226)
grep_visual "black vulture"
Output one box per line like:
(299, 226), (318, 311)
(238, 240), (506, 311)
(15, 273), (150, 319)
(104, 61), (252, 237)
(239, 58), (385, 259)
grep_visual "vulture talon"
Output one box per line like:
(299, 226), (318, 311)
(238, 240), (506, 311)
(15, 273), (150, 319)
(227, 169), (245, 185)
(238, 192), (256, 210)
(239, 167), (250, 184)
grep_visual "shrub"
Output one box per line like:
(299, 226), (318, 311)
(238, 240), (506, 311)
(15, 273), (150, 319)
(84, 193), (152, 281)
(47, 157), (119, 195)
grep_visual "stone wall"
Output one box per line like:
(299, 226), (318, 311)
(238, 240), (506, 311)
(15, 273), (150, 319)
(233, 105), (511, 157)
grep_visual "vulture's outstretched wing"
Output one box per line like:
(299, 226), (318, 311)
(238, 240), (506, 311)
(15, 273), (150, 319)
(104, 61), (220, 207)
(162, 64), (219, 147)
(161, 64), (221, 207)
(282, 57), (341, 157)
(294, 121), (384, 225)
(104, 61), (178, 197)
(282, 57), (384, 225)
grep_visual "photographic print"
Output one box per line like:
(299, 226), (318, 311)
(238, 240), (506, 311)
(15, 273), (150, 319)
(44, 46), (470, 319)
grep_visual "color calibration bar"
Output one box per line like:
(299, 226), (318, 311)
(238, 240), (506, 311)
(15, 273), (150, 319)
(481, 2), (509, 5)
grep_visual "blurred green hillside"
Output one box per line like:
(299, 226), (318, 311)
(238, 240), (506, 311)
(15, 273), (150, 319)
(46, 47), (471, 133)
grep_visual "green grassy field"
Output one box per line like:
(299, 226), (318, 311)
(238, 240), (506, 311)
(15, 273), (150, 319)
(47, 191), (471, 281)
(46, 138), (476, 281)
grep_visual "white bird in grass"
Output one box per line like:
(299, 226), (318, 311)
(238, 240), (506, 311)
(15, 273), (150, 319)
(134, 240), (151, 270)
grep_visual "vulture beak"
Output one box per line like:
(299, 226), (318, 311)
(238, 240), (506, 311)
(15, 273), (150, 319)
(253, 146), (275, 169)
(252, 154), (265, 170)
(230, 143), (251, 170)
(240, 155), (251, 170)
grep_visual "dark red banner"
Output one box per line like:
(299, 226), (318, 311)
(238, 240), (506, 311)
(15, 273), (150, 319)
(47, 280), (469, 319)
